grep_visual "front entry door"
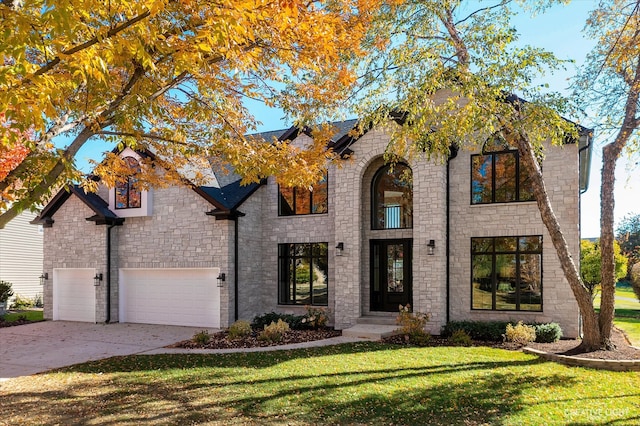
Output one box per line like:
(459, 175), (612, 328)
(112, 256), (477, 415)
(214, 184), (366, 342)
(370, 239), (412, 312)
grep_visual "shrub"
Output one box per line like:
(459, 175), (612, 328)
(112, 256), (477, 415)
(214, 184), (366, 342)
(396, 304), (431, 346)
(11, 294), (34, 309)
(504, 321), (536, 345)
(441, 320), (510, 341)
(0, 281), (13, 303)
(301, 306), (329, 329)
(192, 330), (211, 345)
(258, 319), (290, 342)
(252, 312), (305, 330)
(228, 320), (252, 339)
(533, 323), (563, 343)
(448, 329), (473, 346)
(33, 293), (43, 308)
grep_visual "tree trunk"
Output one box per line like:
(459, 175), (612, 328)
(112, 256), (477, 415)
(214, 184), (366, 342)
(509, 129), (603, 351)
(599, 143), (622, 349)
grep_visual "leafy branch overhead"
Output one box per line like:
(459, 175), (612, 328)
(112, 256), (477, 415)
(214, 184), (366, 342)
(0, 0), (396, 227)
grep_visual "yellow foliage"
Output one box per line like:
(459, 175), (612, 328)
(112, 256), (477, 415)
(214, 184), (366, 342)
(0, 0), (395, 221)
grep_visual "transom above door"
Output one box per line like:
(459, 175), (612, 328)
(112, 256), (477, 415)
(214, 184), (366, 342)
(370, 239), (413, 312)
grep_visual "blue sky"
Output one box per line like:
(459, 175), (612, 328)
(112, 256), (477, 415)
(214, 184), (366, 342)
(72, 0), (636, 238)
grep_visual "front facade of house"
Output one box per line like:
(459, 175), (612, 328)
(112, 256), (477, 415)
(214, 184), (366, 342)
(36, 121), (590, 338)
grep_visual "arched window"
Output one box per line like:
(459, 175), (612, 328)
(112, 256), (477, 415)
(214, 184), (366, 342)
(372, 163), (413, 229)
(115, 156), (142, 209)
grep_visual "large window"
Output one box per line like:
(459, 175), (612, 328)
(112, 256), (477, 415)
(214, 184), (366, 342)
(278, 172), (328, 216)
(471, 236), (542, 311)
(471, 137), (534, 204)
(115, 156), (142, 209)
(372, 163), (413, 229)
(278, 243), (328, 306)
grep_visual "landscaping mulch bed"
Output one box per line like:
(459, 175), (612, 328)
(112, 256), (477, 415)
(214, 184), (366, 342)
(172, 326), (640, 361)
(526, 327), (640, 360)
(169, 328), (342, 349)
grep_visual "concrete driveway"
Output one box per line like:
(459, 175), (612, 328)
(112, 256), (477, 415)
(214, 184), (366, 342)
(0, 321), (212, 379)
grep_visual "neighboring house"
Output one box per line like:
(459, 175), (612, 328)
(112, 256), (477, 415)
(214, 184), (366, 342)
(33, 117), (592, 338)
(0, 210), (44, 305)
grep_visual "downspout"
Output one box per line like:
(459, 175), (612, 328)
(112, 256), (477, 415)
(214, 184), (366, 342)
(446, 146), (458, 324)
(105, 223), (117, 323)
(446, 159), (451, 324)
(234, 214), (239, 322)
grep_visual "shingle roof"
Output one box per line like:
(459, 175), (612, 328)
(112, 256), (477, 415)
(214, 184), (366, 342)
(33, 185), (123, 227)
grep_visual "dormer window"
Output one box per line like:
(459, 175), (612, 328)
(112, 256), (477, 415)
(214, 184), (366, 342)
(115, 156), (142, 209)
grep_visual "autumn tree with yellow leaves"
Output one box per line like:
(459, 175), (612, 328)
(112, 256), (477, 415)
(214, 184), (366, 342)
(0, 0), (396, 227)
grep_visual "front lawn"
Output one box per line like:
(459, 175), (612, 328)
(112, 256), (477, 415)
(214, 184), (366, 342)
(1, 343), (639, 425)
(1, 310), (43, 322)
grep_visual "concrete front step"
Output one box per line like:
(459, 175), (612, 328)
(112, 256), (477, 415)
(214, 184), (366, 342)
(356, 315), (397, 326)
(342, 323), (400, 340)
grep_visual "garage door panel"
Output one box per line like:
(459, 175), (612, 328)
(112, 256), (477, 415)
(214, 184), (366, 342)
(120, 268), (220, 328)
(53, 269), (96, 322)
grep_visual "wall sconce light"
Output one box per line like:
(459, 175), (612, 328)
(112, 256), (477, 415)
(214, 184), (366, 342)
(217, 272), (226, 287)
(335, 242), (344, 256)
(93, 273), (103, 286)
(39, 272), (48, 286)
(427, 240), (436, 256)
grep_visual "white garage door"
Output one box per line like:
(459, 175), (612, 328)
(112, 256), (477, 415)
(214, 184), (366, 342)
(119, 268), (220, 328)
(53, 268), (96, 322)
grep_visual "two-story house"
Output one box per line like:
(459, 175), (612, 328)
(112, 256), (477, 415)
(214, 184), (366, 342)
(34, 117), (592, 337)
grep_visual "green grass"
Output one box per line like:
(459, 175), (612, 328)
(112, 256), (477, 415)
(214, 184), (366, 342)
(1, 343), (639, 425)
(1, 310), (43, 322)
(593, 285), (640, 345)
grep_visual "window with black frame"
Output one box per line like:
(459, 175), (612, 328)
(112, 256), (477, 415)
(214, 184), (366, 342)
(471, 236), (542, 311)
(278, 242), (328, 306)
(372, 163), (413, 229)
(471, 136), (535, 204)
(115, 156), (142, 209)
(278, 172), (328, 216)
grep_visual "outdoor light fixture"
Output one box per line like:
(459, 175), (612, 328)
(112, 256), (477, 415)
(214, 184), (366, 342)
(93, 273), (103, 286)
(217, 272), (226, 287)
(427, 240), (436, 256)
(335, 242), (344, 256)
(39, 272), (48, 286)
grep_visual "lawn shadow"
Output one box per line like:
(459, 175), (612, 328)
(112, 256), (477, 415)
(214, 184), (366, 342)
(0, 357), (592, 425)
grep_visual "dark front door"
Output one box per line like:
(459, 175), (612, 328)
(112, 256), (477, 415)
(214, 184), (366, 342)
(370, 239), (412, 312)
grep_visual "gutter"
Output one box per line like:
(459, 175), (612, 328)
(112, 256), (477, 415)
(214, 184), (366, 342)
(578, 131), (593, 194)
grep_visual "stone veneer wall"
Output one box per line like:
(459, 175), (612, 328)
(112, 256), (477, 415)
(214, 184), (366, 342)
(448, 142), (581, 338)
(331, 128), (448, 332)
(257, 134), (337, 321)
(42, 196), (107, 321)
(236, 185), (266, 322)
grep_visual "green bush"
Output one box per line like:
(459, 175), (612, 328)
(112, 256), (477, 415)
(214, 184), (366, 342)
(504, 321), (536, 345)
(11, 294), (34, 309)
(252, 312), (305, 330)
(448, 329), (473, 346)
(258, 319), (290, 342)
(0, 281), (13, 303)
(533, 322), (563, 343)
(192, 330), (211, 345)
(396, 304), (431, 346)
(228, 320), (252, 339)
(441, 320), (510, 341)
